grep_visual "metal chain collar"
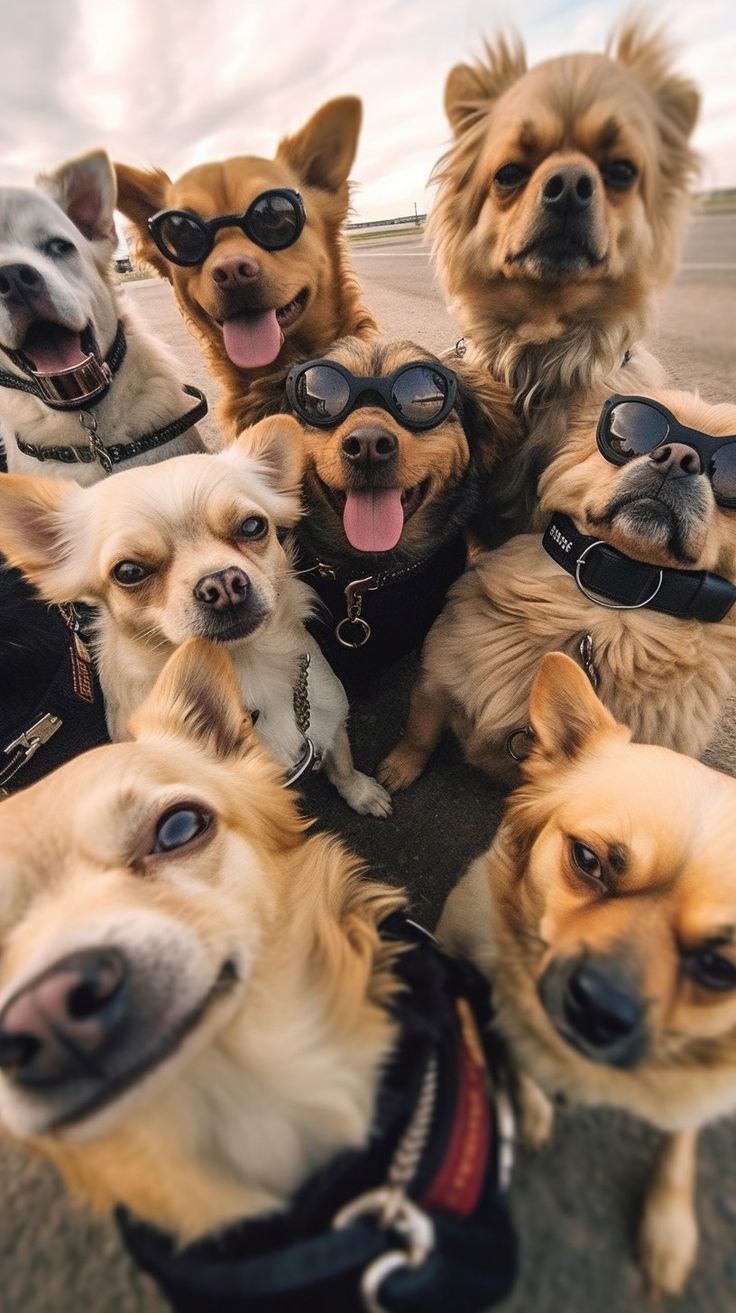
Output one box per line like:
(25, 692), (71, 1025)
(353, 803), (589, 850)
(307, 557), (431, 650)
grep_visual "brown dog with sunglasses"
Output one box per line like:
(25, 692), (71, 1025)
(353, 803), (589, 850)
(282, 336), (517, 684)
(379, 387), (736, 791)
(115, 99), (376, 437)
(439, 650), (736, 1296)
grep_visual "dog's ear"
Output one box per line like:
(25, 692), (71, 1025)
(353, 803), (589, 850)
(527, 652), (624, 766)
(234, 415), (304, 495)
(129, 638), (254, 760)
(114, 163), (173, 278)
(0, 475), (87, 601)
(453, 359), (518, 465)
(612, 21), (700, 143)
(444, 35), (526, 136)
(37, 149), (117, 245)
(277, 96), (362, 193)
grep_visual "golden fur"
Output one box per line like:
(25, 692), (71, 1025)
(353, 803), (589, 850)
(439, 652), (736, 1294)
(379, 388), (736, 791)
(0, 639), (404, 1242)
(116, 99), (376, 439)
(429, 21), (700, 530)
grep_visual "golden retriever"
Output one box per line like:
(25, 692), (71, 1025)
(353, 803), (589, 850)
(115, 98), (376, 439)
(439, 651), (736, 1295)
(379, 388), (736, 790)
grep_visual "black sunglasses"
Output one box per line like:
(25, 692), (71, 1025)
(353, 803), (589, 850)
(285, 359), (459, 431)
(147, 188), (306, 266)
(597, 395), (736, 509)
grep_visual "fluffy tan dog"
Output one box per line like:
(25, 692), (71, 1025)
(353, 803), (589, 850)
(116, 98), (376, 438)
(430, 22), (700, 527)
(439, 651), (736, 1295)
(379, 388), (736, 790)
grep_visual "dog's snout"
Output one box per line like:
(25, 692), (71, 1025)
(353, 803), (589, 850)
(0, 949), (127, 1087)
(342, 425), (398, 467)
(211, 255), (260, 288)
(539, 953), (647, 1068)
(0, 262), (44, 301)
(649, 442), (703, 478)
(194, 566), (250, 611)
(541, 165), (594, 213)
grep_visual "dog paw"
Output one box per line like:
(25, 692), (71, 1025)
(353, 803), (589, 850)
(376, 746), (425, 793)
(517, 1075), (555, 1150)
(341, 773), (393, 817)
(639, 1192), (698, 1298)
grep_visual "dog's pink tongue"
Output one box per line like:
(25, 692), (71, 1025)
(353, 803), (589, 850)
(23, 324), (86, 373)
(343, 489), (404, 552)
(222, 310), (281, 368)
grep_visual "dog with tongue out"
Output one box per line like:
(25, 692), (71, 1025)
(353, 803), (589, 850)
(116, 96), (377, 441)
(283, 336), (518, 685)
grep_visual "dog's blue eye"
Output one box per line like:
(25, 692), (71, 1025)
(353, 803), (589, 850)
(44, 237), (75, 258)
(153, 806), (212, 854)
(494, 163), (529, 190)
(237, 516), (268, 540)
(112, 560), (155, 586)
(600, 159), (638, 191)
(686, 948), (736, 992)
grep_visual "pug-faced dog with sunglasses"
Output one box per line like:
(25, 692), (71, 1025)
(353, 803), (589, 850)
(281, 336), (517, 684)
(380, 387), (736, 794)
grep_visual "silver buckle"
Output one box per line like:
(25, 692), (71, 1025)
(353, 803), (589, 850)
(575, 540), (663, 611)
(333, 1186), (435, 1313)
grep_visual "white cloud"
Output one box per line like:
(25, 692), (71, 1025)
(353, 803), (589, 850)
(1, 0), (734, 220)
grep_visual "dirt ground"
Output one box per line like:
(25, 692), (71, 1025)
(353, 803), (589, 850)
(3, 230), (736, 1312)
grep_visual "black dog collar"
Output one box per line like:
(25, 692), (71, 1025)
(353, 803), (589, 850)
(0, 320), (127, 411)
(14, 384), (208, 475)
(543, 512), (736, 623)
(118, 916), (516, 1313)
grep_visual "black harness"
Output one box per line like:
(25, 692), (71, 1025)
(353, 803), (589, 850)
(543, 511), (736, 623)
(294, 534), (468, 686)
(118, 917), (517, 1313)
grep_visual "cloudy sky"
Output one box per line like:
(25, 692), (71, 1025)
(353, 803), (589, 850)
(2, 0), (734, 222)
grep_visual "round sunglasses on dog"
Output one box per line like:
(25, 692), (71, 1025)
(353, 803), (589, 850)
(285, 359), (458, 431)
(597, 395), (736, 508)
(147, 189), (306, 266)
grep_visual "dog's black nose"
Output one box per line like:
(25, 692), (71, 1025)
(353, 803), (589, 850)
(649, 442), (702, 478)
(0, 263), (44, 301)
(194, 566), (250, 611)
(561, 959), (645, 1064)
(0, 949), (127, 1087)
(342, 425), (398, 467)
(541, 165), (594, 213)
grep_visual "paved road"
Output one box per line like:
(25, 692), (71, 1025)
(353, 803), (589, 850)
(3, 211), (736, 1313)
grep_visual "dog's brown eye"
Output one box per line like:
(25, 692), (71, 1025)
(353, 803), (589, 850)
(237, 516), (268, 541)
(600, 159), (638, 191)
(494, 163), (529, 190)
(570, 839), (604, 884)
(685, 948), (736, 993)
(152, 805), (212, 854)
(112, 560), (155, 586)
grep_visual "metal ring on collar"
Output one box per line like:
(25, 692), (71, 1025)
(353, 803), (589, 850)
(333, 1187), (435, 1313)
(336, 615), (372, 648)
(505, 725), (534, 762)
(283, 736), (316, 788)
(574, 540), (664, 611)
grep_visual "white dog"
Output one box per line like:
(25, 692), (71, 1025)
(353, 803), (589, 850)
(0, 415), (392, 816)
(0, 149), (205, 482)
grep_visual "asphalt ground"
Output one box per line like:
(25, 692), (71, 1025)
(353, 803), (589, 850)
(2, 210), (736, 1313)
